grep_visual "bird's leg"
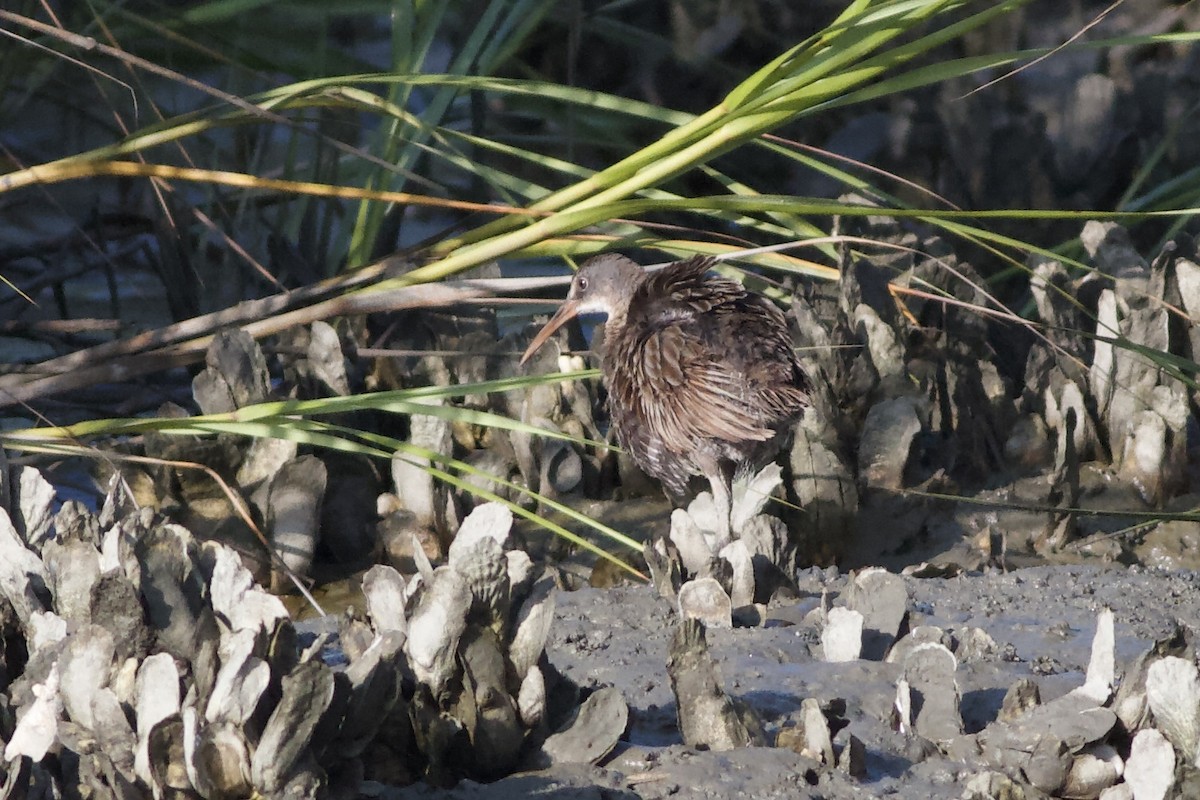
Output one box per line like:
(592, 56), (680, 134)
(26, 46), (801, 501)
(698, 455), (735, 550)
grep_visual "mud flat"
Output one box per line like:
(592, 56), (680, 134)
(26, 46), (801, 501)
(391, 565), (1200, 799)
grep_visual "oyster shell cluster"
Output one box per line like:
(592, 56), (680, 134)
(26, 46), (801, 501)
(785, 221), (1200, 569)
(811, 576), (1200, 800)
(106, 326), (369, 593)
(661, 564), (1200, 799)
(645, 464), (800, 627)
(0, 462), (621, 796)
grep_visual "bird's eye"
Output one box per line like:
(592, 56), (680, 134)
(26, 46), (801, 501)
(578, 276), (589, 291)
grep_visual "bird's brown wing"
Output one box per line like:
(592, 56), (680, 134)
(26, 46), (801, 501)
(728, 295), (811, 420)
(635, 256), (743, 322)
(611, 319), (778, 455)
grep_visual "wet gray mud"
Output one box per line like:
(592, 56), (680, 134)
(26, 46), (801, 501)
(382, 566), (1200, 799)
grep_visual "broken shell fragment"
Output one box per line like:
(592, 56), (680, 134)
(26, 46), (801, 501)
(191, 721), (253, 799)
(535, 686), (628, 767)
(250, 660), (337, 794)
(1145, 656), (1200, 761)
(517, 665), (547, 729)
(135, 652), (181, 785)
(1124, 728), (1176, 800)
(846, 567), (908, 660)
(677, 577), (733, 629)
(405, 567), (471, 701)
(509, 576), (557, 683)
(4, 662), (62, 762)
(904, 642), (961, 742)
(667, 618), (765, 751)
(776, 698), (835, 765)
(361, 564), (408, 635)
(822, 607), (864, 663)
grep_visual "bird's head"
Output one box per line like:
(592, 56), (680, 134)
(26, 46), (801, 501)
(520, 254), (643, 364)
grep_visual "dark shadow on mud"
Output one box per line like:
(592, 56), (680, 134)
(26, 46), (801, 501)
(961, 687), (1009, 734)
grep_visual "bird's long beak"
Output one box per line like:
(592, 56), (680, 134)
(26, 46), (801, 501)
(520, 298), (580, 365)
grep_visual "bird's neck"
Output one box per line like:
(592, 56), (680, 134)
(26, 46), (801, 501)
(604, 298), (632, 337)
(602, 272), (644, 336)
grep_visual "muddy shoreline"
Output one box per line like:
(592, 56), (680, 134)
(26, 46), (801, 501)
(382, 565), (1200, 799)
